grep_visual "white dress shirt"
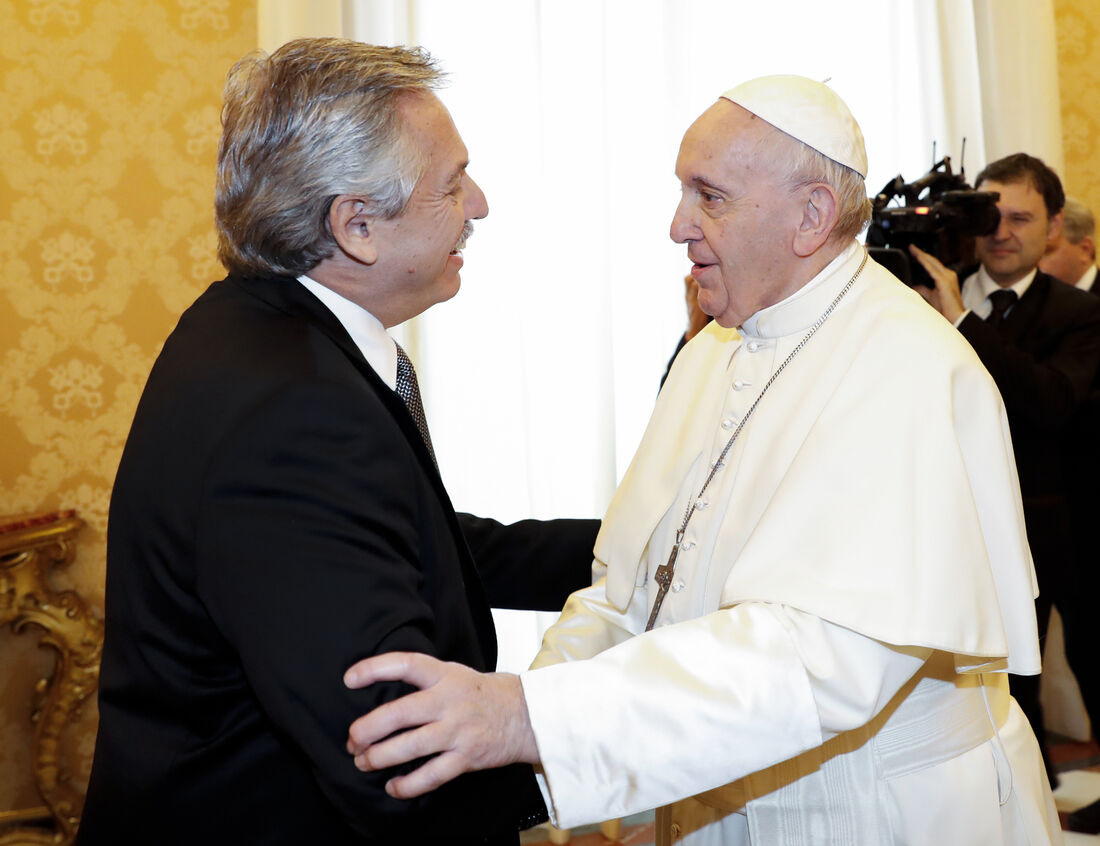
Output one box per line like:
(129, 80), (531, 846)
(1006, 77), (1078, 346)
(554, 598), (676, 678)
(297, 275), (398, 389)
(958, 265), (1037, 325)
(1075, 264), (1098, 292)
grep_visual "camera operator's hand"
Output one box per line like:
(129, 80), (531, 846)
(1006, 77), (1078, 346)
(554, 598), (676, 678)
(908, 244), (965, 323)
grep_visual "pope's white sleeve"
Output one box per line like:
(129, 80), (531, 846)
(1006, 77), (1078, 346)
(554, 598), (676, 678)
(529, 576), (649, 669)
(520, 601), (931, 828)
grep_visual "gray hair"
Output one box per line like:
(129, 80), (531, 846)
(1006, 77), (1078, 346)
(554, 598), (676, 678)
(1061, 197), (1095, 245)
(215, 38), (443, 277)
(763, 127), (872, 244)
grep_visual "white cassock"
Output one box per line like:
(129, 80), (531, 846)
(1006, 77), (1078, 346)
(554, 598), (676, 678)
(520, 241), (1063, 845)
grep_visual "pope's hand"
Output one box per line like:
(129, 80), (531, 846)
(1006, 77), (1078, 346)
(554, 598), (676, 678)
(908, 244), (965, 323)
(344, 653), (539, 799)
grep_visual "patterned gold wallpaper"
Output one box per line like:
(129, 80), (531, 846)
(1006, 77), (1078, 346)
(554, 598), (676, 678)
(0, 0), (254, 813)
(1054, 0), (1100, 216)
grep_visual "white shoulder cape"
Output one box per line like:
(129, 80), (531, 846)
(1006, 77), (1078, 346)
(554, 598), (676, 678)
(596, 246), (1040, 673)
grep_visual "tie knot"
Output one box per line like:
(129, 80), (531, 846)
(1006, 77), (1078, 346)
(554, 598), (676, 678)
(988, 288), (1017, 314)
(986, 289), (1017, 327)
(395, 343), (415, 382)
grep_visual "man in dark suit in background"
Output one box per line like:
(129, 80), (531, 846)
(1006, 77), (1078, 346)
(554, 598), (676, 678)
(911, 153), (1100, 794)
(78, 38), (597, 845)
(1041, 195), (1100, 833)
(1041, 196), (1097, 292)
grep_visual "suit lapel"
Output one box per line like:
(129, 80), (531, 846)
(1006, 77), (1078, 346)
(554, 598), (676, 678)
(999, 273), (1049, 344)
(225, 274), (498, 659)
(229, 274), (443, 479)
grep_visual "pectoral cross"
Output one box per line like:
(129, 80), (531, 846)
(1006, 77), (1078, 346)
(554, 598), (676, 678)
(645, 530), (684, 631)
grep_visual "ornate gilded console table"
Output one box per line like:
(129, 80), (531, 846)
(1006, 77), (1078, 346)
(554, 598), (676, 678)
(0, 511), (100, 846)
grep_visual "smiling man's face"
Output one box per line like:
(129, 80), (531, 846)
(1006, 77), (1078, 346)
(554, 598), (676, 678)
(975, 178), (1061, 287)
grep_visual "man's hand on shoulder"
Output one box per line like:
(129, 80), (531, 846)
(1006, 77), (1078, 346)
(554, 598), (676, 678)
(345, 653), (539, 799)
(908, 244), (965, 323)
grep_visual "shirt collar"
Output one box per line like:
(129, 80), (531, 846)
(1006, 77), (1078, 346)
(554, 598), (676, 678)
(297, 275), (398, 389)
(975, 264), (1036, 302)
(1075, 264), (1098, 292)
(740, 241), (864, 339)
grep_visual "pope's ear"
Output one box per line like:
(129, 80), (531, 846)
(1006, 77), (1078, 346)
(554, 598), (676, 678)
(793, 183), (839, 257)
(328, 195), (379, 265)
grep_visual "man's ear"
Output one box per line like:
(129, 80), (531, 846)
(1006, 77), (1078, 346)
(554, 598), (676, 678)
(328, 195), (379, 265)
(793, 183), (839, 257)
(1083, 235), (1096, 263)
(1046, 209), (1065, 244)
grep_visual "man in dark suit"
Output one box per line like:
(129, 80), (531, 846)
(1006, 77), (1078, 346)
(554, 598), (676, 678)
(1041, 196), (1097, 292)
(911, 153), (1100, 794)
(78, 38), (597, 845)
(1040, 196), (1100, 833)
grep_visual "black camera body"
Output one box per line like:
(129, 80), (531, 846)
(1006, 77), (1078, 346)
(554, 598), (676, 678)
(867, 157), (1000, 287)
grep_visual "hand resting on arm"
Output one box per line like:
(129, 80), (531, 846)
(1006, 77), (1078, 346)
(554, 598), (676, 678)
(345, 653), (539, 798)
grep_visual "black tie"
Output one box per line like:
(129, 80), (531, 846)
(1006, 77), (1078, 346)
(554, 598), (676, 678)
(986, 289), (1017, 329)
(394, 343), (437, 466)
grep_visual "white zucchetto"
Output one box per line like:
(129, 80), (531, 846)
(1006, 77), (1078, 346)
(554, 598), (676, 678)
(721, 75), (868, 178)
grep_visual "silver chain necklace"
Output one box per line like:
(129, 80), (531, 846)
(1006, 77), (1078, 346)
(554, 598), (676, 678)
(645, 251), (869, 631)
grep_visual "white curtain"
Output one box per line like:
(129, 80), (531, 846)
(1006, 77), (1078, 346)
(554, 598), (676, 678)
(256, 0), (1063, 666)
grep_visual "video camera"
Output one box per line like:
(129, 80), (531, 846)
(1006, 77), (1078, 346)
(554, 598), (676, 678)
(866, 156), (1000, 287)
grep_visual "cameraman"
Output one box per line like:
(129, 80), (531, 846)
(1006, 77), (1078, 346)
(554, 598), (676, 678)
(910, 153), (1100, 798)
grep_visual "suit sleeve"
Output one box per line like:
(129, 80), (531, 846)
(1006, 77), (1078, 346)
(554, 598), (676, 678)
(458, 513), (599, 611)
(957, 293), (1100, 431)
(195, 379), (546, 841)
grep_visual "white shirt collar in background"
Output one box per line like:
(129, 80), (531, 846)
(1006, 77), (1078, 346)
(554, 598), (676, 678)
(961, 264), (1037, 319)
(1075, 264), (1098, 292)
(297, 275), (398, 390)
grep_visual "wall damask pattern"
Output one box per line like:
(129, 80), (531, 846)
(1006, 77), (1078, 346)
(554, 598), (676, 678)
(0, 0), (254, 812)
(1054, 0), (1100, 216)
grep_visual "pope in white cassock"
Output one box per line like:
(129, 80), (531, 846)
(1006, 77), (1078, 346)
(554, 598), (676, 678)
(344, 76), (1064, 845)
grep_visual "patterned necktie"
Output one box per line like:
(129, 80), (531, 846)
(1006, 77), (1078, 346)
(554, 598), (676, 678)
(394, 343), (437, 467)
(986, 288), (1018, 329)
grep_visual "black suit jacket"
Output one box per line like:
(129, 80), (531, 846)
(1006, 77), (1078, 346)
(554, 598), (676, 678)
(957, 268), (1100, 576)
(79, 274), (597, 845)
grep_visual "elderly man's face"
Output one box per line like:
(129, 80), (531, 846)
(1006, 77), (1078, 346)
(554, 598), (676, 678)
(670, 100), (806, 328)
(1040, 230), (1094, 286)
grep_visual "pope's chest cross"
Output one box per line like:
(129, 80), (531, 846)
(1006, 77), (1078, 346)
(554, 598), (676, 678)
(645, 530), (685, 631)
(640, 251), (867, 634)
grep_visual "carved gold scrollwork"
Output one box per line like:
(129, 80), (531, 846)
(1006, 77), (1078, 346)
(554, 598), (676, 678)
(0, 512), (99, 846)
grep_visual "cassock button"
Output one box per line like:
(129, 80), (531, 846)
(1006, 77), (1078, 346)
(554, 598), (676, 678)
(712, 459), (725, 470)
(670, 823), (682, 838)
(672, 580), (685, 593)
(682, 540), (696, 551)
(695, 499), (709, 510)
(732, 379), (751, 391)
(746, 341), (760, 352)
(721, 417), (736, 430)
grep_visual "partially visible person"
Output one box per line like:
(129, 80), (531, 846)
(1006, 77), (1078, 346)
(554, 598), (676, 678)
(344, 76), (1060, 845)
(661, 274), (712, 388)
(77, 38), (596, 846)
(1043, 196), (1100, 835)
(911, 155), (1100, 795)
(1041, 196), (1097, 291)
